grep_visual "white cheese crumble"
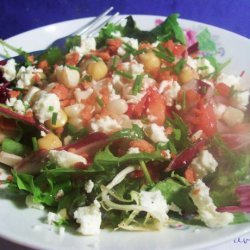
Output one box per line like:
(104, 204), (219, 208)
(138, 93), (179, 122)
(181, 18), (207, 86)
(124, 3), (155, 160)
(231, 90), (250, 111)
(117, 37), (139, 56)
(0, 59), (16, 81)
(139, 190), (169, 222)
(16, 66), (43, 89)
(190, 150), (218, 179)
(74, 88), (93, 103)
(121, 60), (144, 79)
(6, 97), (27, 115)
(162, 149), (171, 160)
(144, 123), (169, 143)
(190, 180), (234, 228)
(197, 58), (215, 78)
(159, 80), (181, 106)
(49, 150), (87, 168)
(90, 116), (121, 133)
(25, 195), (44, 210)
(127, 147), (140, 154)
(70, 36), (96, 57)
(74, 200), (102, 235)
(47, 212), (62, 225)
(32, 91), (60, 123)
(85, 180), (94, 194)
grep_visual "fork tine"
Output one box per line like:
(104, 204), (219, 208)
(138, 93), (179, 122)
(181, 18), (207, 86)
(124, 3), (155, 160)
(71, 6), (114, 36)
(84, 12), (120, 37)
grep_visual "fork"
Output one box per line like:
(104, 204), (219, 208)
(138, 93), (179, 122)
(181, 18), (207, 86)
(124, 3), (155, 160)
(0, 6), (121, 60)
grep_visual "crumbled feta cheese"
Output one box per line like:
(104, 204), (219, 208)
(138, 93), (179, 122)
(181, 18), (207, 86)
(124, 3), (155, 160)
(131, 119), (144, 128)
(140, 190), (169, 222)
(186, 56), (198, 70)
(23, 86), (40, 103)
(90, 116), (121, 133)
(121, 60), (144, 79)
(190, 150), (218, 179)
(74, 88), (93, 103)
(47, 212), (62, 225)
(25, 195), (44, 210)
(162, 149), (171, 159)
(213, 103), (227, 119)
(85, 180), (94, 193)
(107, 84), (121, 101)
(40, 131), (46, 137)
(117, 37), (139, 56)
(190, 180), (234, 228)
(147, 115), (157, 122)
(142, 75), (155, 91)
(159, 80), (181, 106)
(32, 91), (60, 123)
(175, 104), (182, 110)
(221, 106), (244, 127)
(74, 200), (102, 235)
(49, 150), (87, 168)
(63, 135), (72, 145)
(6, 97), (27, 115)
(231, 90), (250, 111)
(16, 66), (43, 89)
(144, 123), (169, 143)
(127, 147), (140, 154)
(70, 36), (96, 57)
(0, 59), (16, 81)
(217, 73), (241, 89)
(197, 58), (215, 78)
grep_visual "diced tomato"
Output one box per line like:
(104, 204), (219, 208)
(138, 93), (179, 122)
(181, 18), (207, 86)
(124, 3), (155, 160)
(65, 52), (80, 66)
(107, 39), (122, 54)
(145, 88), (166, 126)
(163, 40), (186, 57)
(9, 90), (20, 98)
(129, 139), (155, 153)
(92, 49), (111, 61)
(50, 84), (69, 100)
(216, 83), (231, 97)
(131, 93), (148, 118)
(38, 60), (49, 70)
(184, 167), (196, 183)
(195, 103), (217, 137)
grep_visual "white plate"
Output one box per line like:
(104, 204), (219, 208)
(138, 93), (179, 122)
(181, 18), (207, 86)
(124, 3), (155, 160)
(0, 15), (250, 250)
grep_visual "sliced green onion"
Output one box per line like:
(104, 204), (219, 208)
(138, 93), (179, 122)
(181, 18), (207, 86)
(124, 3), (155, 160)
(181, 91), (186, 110)
(90, 55), (100, 62)
(115, 70), (133, 79)
(96, 96), (104, 108)
(153, 49), (175, 63)
(52, 112), (58, 125)
(132, 74), (144, 95)
(174, 58), (186, 74)
(111, 56), (119, 70)
(48, 106), (54, 112)
(32, 137), (39, 151)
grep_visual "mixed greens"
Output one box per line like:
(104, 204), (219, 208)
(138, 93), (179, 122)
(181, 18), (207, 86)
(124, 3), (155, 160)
(0, 13), (249, 235)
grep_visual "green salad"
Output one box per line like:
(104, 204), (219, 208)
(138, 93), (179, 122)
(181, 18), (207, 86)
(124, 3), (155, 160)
(0, 13), (249, 236)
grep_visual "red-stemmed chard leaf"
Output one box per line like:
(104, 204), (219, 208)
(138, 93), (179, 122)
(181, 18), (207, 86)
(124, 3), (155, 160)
(15, 132), (108, 174)
(0, 105), (49, 133)
(165, 140), (206, 172)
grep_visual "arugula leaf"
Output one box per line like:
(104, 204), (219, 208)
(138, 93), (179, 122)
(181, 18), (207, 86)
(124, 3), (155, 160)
(109, 124), (145, 141)
(152, 174), (196, 213)
(165, 113), (191, 151)
(38, 47), (64, 66)
(205, 56), (231, 78)
(94, 145), (164, 168)
(96, 22), (123, 48)
(153, 14), (186, 44)
(65, 35), (81, 51)
(197, 28), (216, 53)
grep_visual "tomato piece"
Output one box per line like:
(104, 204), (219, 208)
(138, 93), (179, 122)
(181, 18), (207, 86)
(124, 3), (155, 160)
(131, 93), (148, 118)
(145, 89), (166, 125)
(163, 40), (186, 56)
(216, 83), (231, 97)
(65, 52), (80, 66)
(195, 103), (217, 137)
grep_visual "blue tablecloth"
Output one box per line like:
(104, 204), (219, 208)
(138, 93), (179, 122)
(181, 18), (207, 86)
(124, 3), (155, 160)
(0, 0), (249, 249)
(0, 0), (250, 39)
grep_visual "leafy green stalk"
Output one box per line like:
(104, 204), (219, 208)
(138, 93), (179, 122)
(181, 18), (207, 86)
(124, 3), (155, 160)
(139, 160), (153, 185)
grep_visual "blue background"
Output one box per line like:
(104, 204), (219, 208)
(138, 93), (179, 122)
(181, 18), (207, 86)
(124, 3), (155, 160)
(0, 0), (250, 39)
(0, 0), (249, 249)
